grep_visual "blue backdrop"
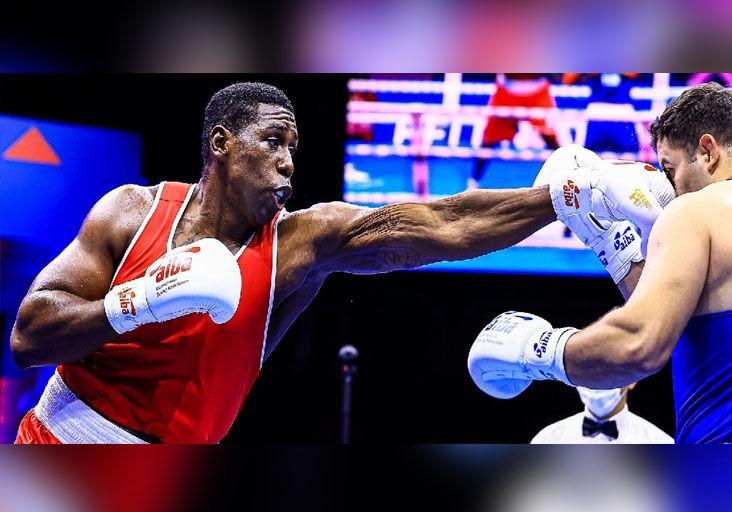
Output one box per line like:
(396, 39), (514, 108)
(0, 115), (144, 443)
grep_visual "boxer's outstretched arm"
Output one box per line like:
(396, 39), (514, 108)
(10, 186), (148, 368)
(563, 194), (709, 388)
(311, 187), (554, 274)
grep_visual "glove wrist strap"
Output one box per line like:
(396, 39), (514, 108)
(589, 222), (644, 284)
(104, 277), (155, 334)
(524, 327), (578, 386)
(552, 327), (578, 386)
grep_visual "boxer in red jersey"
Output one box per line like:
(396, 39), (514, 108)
(10, 82), (562, 443)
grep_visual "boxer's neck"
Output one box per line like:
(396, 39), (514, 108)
(187, 174), (257, 247)
(712, 157), (732, 183)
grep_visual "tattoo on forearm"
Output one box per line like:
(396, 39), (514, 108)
(343, 206), (427, 271)
(347, 205), (402, 241)
(359, 247), (424, 271)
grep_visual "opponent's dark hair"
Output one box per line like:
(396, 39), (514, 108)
(201, 82), (294, 167)
(650, 82), (732, 161)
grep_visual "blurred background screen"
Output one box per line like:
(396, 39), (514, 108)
(343, 73), (698, 275)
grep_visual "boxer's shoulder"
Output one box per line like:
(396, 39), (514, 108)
(701, 180), (732, 205)
(666, 184), (729, 223)
(657, 189), (707, 219)
(79, 184), (158, 258)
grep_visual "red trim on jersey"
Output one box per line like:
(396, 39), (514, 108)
(58, 182), (280, 443)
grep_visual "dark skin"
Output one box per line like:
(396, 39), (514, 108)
(10, 103), (555, 368)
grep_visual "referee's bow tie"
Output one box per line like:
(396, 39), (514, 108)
(582, 417), (619, 440)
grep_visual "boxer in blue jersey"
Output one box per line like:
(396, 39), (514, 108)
(467, 82), (732, 443)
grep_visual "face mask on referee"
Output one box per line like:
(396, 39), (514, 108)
(577, 387), (627, 419)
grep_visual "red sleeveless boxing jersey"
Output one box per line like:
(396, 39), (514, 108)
(58, 182), (281, 443)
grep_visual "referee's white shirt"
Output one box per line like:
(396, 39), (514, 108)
(530, 405), (674, 444)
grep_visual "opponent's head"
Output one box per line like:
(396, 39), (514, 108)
(201, 82), (297, 226)
(650, 82), (732, 195)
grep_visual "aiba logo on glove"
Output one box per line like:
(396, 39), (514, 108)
(148, 247), (198, 283)
(117, 287), (137, 317)
(562, 179), (581, 209)
(533, 330), (552, 358)
(613, 226), (636, 251)
(484, 312), (533, 334)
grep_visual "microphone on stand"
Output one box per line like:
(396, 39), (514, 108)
(339, 344), (359, 444)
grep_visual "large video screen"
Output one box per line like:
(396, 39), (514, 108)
(343, 73), (705, 275)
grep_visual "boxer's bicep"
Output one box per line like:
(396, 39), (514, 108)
(12, 186), (150, 367)
(25, 185), (145, 302)
(626, 196), (709, 351)
(30, 233), (114, 302)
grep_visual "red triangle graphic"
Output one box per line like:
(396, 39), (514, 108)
(2, 126), (61, 166)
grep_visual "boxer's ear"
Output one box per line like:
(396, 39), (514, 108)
(698, 133), (720, 174)
(209, 125), (232, 160)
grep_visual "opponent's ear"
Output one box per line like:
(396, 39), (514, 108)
(209, 125), (232, 160)
(698, 134), (720, 174)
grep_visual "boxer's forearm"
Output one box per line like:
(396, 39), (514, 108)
(563, 306), (669, 388)
(422, 185), (555, 262)
(333, 186), (555, 274)
(617, 261), (644, 300)
(10, 290), (117, 368)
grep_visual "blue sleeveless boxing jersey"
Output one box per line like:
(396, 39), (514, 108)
(673, 310), (732, 444)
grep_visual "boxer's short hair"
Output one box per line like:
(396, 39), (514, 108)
(650, 82), (732, 160)
(201, 82), (294, 165)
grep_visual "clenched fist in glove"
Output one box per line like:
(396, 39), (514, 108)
(540, 144), (676, 257)
(104, 238), (242, 334)
(467, 311), (578, 399)
(534, 145), (644, 283)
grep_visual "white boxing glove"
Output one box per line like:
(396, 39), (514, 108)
(104, 238), (242, 334)
(545, 156), (675, 256)
(467, 311), (577, 399)
(535, 145), (644, 283)
(572, 216), (643, 284)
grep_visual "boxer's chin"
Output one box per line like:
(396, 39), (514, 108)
(256, 204), (279, 226)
